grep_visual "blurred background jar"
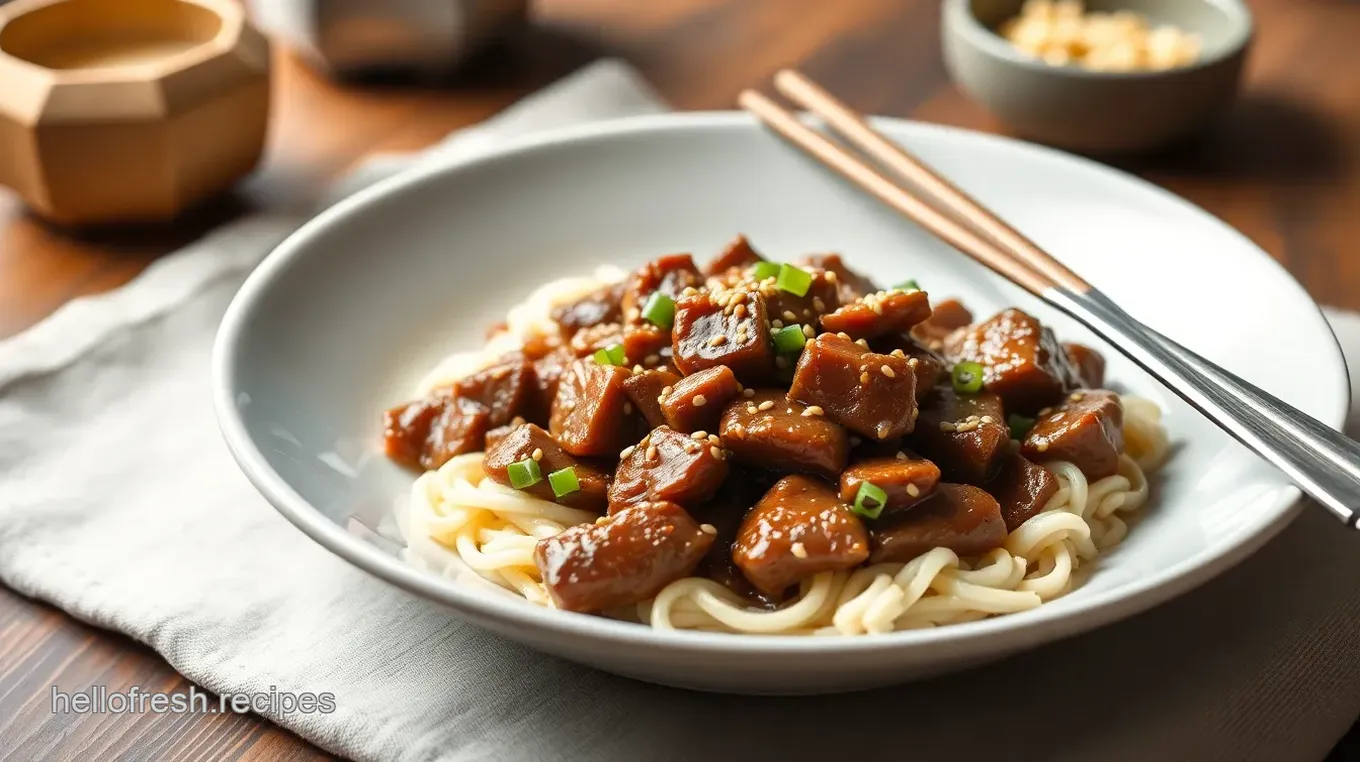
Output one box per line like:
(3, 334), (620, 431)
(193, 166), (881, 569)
(245, 0), (530, 78)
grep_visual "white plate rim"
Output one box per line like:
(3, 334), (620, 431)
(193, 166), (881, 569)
(213, 111), (1351, 656)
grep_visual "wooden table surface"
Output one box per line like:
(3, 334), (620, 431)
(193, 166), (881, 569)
(2, 0), (1358, 759)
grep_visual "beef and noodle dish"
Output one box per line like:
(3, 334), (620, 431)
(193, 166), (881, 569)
(384, 236), (1169, 635)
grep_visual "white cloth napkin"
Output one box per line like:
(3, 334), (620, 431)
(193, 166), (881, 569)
(3, 59), (1360, 762)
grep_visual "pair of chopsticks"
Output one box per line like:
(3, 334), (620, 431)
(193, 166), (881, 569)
(738, 70), (1086, 300)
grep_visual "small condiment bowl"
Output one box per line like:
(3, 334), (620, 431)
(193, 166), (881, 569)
(0, 0), (270, 226)
(942, 0), (1253, 154)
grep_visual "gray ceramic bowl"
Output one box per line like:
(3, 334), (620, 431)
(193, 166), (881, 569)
(942, 0), (1253, 153)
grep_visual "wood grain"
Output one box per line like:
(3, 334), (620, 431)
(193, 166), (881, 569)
(1, 0), (1358, 759)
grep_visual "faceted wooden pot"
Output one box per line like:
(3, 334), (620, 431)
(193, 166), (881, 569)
(0, 0), (271, 226)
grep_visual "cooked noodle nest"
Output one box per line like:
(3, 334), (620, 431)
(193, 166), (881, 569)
(397, 399), (1168, 636)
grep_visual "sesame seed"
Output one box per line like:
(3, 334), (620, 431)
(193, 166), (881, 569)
(855, 339), (869, 348)
(836, 332), (851, 340)
(1036, 441), (1050, 452)
(939, 422), (957, 432)
(531, 448), (544, 461)
(596, 516), (610, 525)
(783, 310), (798, 322)
(692, 430), (708, 440)
(803, 309), (812, 318)
(771, 319), (784, 329)
(907, 358), (919, 367)
(791, 542), (808, 559)
(647, 445), (659, 461)
(825, 271), (838, 282)
(684, 441), (700, 454)
(743, 388), (756, 398)
(860, 371), (871, 384)
(980, 415), (994, 424)
(645, 354), (660, 366)
(747, 405), (758, 415)
(907, 484), (921, 497)
(812, 297), (826, 312)
(511, 416), (526, 427)
(802, 405), (825, 417)
(700, 523), (718, 535)
(889, 349), (905, 358)
(802, 324), (815, 338)
(710, 446), (724, 459)
(895, 451), (907, 460)
(620, 445), (636, 459)
(876, 422), (891, 439)
(632, 364), (644, 373)
(661, 386), (673, 397)
(735, 304), (747, 319)
(708, 434), (720, 445)
(880, 365), (896, 378)
(867, 301), (883, 315)
(1038, 407), (1053, 417)
(681, 286), (699, 297)
(708, 335), (727, 347)
(693, 394), (708, 407)
(758, 400), (775, 411)
(1070, 392), (1085, 402)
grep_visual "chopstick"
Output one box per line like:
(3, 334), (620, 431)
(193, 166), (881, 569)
(738, 69), (1360, 528)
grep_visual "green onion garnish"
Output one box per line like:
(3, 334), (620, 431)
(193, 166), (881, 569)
(548, 466), (580, 498)
(772, 324), (807, 354)
(641, 292), (676, 330)
(507, 458), (542, 489)
(852, 481), (888, 519)
(752, 261), (781, 281)
(1008, 414), (1036, 440)
(951, 361), (985, 394)
(776, 263), (812, 297)
(593, 343), (626, 366)
(894, 279), (920, 292)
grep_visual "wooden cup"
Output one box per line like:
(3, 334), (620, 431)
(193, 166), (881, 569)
(0, 0), (271, 226)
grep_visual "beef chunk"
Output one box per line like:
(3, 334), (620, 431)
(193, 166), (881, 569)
(454, 359), (534, 427)
(910, 388), (1009, 484)
(987, 453), (1058, 532)
(788, 333), (917, 440)
(661, 366), (740, 434)
(839, 451), (940, 515)
(705, 234), (764, 275)
(946, 308), (1080, 413)
(622, 254), (704, 324)
(733, 475), (870, 597)
(718, 389), (849, 478)
(608, 426), (730, 512)
(871, 333), (947, 399)
(529, 347), (574, 425)
(383, 393), (491, 471)
(869, 483), (1007, 563)
(535, 501), (713, 613)
(483, 424), (609, 512)
(549, 360), (634, 456)
(551, 283), (623, 336)
(1022, 389), (1124, 480)
(621, 324), (672, 369)
(622, 368), (682, 429)
(911, 297), (973, 346)
(484, 421), (520, 452)
(672, 290), (776, 385)
(687, 474), (776, 605)
(1064, 342), (1106, 389)
(799, 253), (879, 303)
(764, 269), (841, 336)
(568, 321), (625, 358)
(819, 288), (933, 340)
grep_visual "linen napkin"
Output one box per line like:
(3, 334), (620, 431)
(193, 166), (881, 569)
(3, 59), (1360, 762)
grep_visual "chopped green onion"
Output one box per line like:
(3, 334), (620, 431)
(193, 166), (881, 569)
(593, 343), (626, 366)
(548, 466), (580, 498)
(752, 261), (781, 281)
(776, 263), (812, 297)
(1008, 414), (1036, 440)
(507, 458), (542, 489)
(951, 361), (985, 394)
(894, 279), (920, 292)
(852, 481), (888, 520)
(772, 324), (807, 354)
(641, 292), (676, 329)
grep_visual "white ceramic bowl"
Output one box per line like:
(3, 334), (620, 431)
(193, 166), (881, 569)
(213, 113), (1348, 694)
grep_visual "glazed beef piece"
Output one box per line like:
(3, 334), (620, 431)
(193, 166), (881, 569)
(551, 282), (623, 336)
(733, 475), (871, 597)
(819, 288), (932, 340)
(987, 452), (1058, 532)
(661, 366), (740, 434)
(687, 475), (777, 605)
(705, 234), (764, 275)
(672, 290), (776, 385)
(484, 420), (522, 452)
(718, 389), (849, 478)
(871, 334), (947, 399)
(911, 297), (973, 347)
(945, 308), (1080, 413)
(529, 348), (574, 425)
(839, 451), (941, 515)
(454, 359), (535, 427)
(1023, 389), (1124, 480)
(869, 483), (1007, 563)
(1064, 342), (1106, 389)
(383, 393), (491, 471)
(788, 333), (918, 441)
(568, 322), (625, 358)
(549, 360), (635, 457)
(622, 368), (682, 429)
(763, 269), (840, 336)
(622, 324), (672, 370)
(535, 501), (713, 613)
(608, 426), (730, 512)
(910, 388), (1009, 484)
(622, 254), (704, 323)
(483, 423), (610, 511)
(799, 253), (879, 304)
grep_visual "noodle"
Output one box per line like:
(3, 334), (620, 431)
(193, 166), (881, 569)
(391, 271), (1172, 635)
